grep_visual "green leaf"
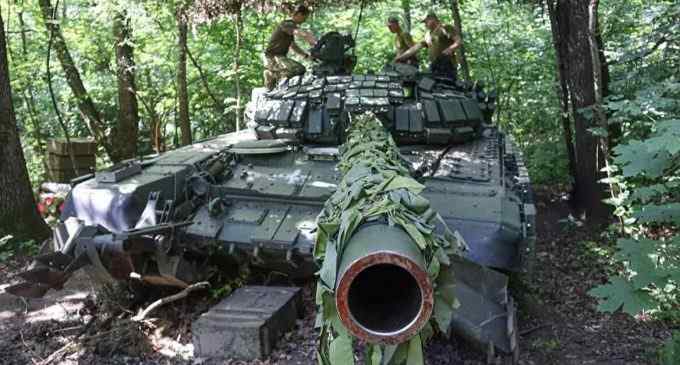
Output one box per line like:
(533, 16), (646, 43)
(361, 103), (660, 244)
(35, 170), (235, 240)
(366, 345), (382, 365)
(406, 334), (424, 365)
(433, 294), (454, 333)
(615, 238), (667, 288)
(634, 203), (680, 225)
(588, 126), (609, 137)
(399, 191), (430, 214)
(436, 264), (458, 305)
(329, 334), (354, 365)
(383, 342), (409, 365)
(435, 246), (451, 266)
(394, 216), (428, 249)
(420, 322), (434, 343)
(319, 243), (338, 289)
(337, 208), (363, 250)
(382, 345), (398, 365)
(318, 327), (332, 365)
(344, 165), (372, 184)
(321, 291), (349, 338)
(588, 276), (655, 315)
(646, 119), (680, 155)
(427, 256), (441, 278)
(613, 140), (671, 178)
(630, 184), (669, 204)
(381, 176), (425, 194)
(315, 222), (340, 260)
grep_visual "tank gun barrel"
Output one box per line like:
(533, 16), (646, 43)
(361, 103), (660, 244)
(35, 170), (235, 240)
(314, 112), (456, 353)
(335, 223), (433, 344)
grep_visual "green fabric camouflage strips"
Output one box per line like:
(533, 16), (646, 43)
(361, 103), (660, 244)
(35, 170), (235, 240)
(313, 113), (465, 365)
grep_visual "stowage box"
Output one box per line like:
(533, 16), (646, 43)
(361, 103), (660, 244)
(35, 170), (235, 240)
(192, 286), (301, 360)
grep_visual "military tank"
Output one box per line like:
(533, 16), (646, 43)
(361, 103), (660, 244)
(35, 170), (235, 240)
(6, 31), (534, 363)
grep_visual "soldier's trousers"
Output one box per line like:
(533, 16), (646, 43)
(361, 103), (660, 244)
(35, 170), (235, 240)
(430, 55), (457, 81)
(263, 55), (306, 89)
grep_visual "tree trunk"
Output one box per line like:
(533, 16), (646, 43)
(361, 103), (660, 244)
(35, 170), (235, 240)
(593, 7), (618, 149)
(553, 0), (609, 221)
(176, 4), (191, 146)
(450, 0), (471, 81)
(401, 0), (412, 33)
(0, 12), (51, 241)
(234, 5), (243, 132)
(547, 0), (578, 183)
(37, 0), (112, 158)
(112, 11), (139, 161)
(588, 0), (606, 134)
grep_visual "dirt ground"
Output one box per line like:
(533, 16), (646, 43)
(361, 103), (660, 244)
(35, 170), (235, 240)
(0, 186), (672, 364)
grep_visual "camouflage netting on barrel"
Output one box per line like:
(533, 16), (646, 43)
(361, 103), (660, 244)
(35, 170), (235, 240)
(314, 113), (466, 364)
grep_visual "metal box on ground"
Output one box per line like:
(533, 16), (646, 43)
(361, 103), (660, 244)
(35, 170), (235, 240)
(192, 286), (302, 360)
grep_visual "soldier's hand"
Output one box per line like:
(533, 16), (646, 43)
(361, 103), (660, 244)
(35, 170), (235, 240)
(442, 48), (454, 56)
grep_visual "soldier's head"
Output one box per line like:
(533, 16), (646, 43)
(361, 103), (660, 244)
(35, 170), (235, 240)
(292, 4), (310, 24)
(422, 12), (440, 31)
(386, 16), (401, 33)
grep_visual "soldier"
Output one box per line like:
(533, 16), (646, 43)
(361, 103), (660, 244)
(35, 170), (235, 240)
(386, 16), (418, 66)
(263, 5), (317, 90)
(395, 12), (462, 80)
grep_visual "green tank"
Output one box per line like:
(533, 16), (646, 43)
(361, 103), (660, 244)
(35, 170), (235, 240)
(6, 31), (534, 363)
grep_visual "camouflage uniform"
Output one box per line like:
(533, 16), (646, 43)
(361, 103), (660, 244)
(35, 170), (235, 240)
(263, 20), (306, 89)
(394, 31), (418, 66)
(421, 24), (459, 80)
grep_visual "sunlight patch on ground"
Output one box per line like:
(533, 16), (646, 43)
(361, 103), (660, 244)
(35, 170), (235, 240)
(0, 271), (93, 326)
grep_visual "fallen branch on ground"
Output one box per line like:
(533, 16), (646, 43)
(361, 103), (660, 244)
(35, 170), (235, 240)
(519, 323), (552, 336)
(38, 342), (76, 365)
(20, 330), (44, 364)
(38, 324), (134, 365)
(132, 281), (210, 322)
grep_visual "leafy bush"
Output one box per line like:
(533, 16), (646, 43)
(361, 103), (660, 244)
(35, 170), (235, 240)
(0, 235), (39, 261)
(659, 331), (680, 365)
(589, 96), (680, 315)
(589, 2), (680, 315)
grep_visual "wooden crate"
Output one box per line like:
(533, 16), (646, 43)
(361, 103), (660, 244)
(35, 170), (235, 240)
(47, 138), (97, 156)
(46, 138), (97, 182)
(48, 154), (96, 170)
(48, 167), (94, 182)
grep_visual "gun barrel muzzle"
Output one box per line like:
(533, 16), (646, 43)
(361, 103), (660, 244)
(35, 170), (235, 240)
(335, 224), (433, 345)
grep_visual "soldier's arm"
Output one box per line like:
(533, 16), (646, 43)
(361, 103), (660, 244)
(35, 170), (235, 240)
(294, 29), (317, 46)
(290, 41), (311, 59)
(442, 25), (462, 56)
(404, 33), (415, 48)
(395, 41), (424, 62)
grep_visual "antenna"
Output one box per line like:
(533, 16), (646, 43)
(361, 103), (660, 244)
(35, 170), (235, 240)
(352, 0), (367, 57)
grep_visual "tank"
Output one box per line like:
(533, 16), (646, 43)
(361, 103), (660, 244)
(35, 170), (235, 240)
(6, 31), (535, 363)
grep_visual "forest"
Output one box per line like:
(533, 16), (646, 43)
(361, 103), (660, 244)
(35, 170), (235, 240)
(0, 0), (679, 364)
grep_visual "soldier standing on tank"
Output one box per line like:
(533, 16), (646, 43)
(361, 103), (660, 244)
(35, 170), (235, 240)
(387, 16), (418, 67)
(263, 5), (317, 90)
(395, 12), (462, 80)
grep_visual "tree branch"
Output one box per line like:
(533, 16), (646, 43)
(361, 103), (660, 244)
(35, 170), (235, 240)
(610, 36), (668, 65)
(186, 46), (225, 114)
(131, 281), (210, 322)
